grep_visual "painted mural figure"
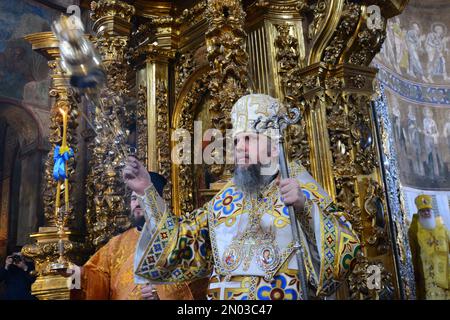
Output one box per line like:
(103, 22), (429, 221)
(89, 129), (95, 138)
(422, 108), (441, 177)
(425, 24), (450, 82)
(383, 17), (407, 73)
(442, 112), (450, 170)
(406, 23), (427, 82)
(391, 99), (407, 155)
(383, 19), (396, 69)
(406, 106), (424, 176)
(392, 16), (407, 73)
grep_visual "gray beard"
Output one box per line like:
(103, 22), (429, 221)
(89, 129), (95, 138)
(233, 164), (274, 195)
(419, 215), (436, 230)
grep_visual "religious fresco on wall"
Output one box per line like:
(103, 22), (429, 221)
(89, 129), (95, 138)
(0, 0), (58, 102)
(378, 9), (450, 85)
(373, 3), (450, 298)
(374, 1), (450, 192)
(384, 89), (450, 189)
(373, 0), (450, 243)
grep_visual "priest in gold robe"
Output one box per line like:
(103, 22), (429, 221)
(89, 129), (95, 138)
(408, 194), (450, 300)
(125, 94), (360, 300)
(69, 172), (194, 300)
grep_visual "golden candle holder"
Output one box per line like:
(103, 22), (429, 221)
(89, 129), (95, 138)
(50, 107), (71, 272)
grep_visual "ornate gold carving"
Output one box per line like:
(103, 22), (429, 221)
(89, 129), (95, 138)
(325, 76), (343, 90)
(325, 89), (355, 177)
(173, 74), (210, 214)
(274, 23), (310, 169)
(254, 0), (308, 12)
(152, 16), (175, 27)
(87, 0), (134, 248)
(308, 0), (328, 40)
(128, 43), (175, 67)
(205, 0), (250, 176)
(322, 3), (360, 65)
(23, 231), (88, 277)
(347, 12), (386, 66)
(312, 3), (403, 289)
(136, 85), (148, 166)
(175, 0), (207, 26)
(347, 252), (395, 300)
(363, 179), (389, 254)
(346, 93), (377, 174)
(206, 0), (249, 124)
(206, 0), (246, 32)
(287, 26), (397, 294)
(90, 0), (135, 23)
(95, 36), (129, 67)
(175, 53), (197, 98)
(350, 74), (365, 89)
(155, 80), (172, 203)
(85, 83), (132, 247)
(335, 177), (362, 235)
(275, 24), (300, 76)
(308, 65), (393, 299)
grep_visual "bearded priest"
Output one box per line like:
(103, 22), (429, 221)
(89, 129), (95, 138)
(124, 94), (360, 300)
(408, 194), (450, 300)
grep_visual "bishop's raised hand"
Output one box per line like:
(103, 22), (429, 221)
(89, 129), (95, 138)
(122, 156), (152, 196)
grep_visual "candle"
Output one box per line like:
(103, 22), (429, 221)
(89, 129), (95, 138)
(58, 238), (64, 255)
(58, 108), (70, 214)
(55, 181), (61, 215)
(60, 108), (67, 149)
(64, 176), (69, 211)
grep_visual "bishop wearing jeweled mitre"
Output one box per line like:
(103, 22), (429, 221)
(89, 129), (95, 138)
(123, 94), (360, 300)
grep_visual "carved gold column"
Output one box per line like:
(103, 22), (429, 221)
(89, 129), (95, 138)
(88, 0), (135, 247)
(22, 32), (85, 300)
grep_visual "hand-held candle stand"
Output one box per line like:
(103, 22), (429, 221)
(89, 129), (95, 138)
(253, 106), (309, 300)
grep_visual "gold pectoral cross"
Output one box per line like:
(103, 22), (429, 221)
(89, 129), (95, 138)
(427, 236), (440, 248)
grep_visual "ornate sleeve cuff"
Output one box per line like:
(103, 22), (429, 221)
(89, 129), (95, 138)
(138, 184), (166, 226)
(296, 199), (316, 244)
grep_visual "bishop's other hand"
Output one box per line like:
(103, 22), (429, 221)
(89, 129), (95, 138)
(277, 177), (307, 214)
(141, 283), (159, 300)
(122, 156), (152, 196)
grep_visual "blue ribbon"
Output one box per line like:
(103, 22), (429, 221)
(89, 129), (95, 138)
(53, 145), (74, 181)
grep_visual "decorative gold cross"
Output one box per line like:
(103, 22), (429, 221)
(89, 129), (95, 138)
(427, 236), (440, 247)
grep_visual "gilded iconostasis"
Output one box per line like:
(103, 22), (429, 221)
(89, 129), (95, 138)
(0, 0), (449, 300)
